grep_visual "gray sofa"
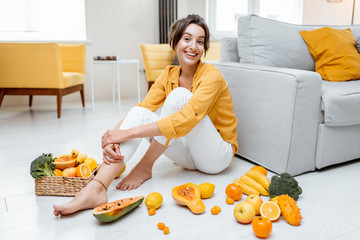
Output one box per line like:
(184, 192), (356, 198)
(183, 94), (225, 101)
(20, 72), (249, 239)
(215, 15), (360, 175)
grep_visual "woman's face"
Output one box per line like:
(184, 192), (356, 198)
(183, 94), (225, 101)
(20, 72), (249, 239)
(175, 23), (205, 68)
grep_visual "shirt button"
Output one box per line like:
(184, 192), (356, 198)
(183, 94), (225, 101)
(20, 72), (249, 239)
(195, 112), (198, 116)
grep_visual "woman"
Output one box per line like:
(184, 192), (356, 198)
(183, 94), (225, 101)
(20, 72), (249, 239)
(53, 14), (238, 216)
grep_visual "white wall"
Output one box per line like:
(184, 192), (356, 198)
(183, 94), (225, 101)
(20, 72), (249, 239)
(302, 0), (359, 25)
(84, 0), (159, 103)
(178, 0), (206, 19)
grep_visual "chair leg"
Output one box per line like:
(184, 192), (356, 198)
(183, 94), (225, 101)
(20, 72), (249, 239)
(80, 85), (85, 107)
(29, 95), (33, 107)
(0, 89), (4, 108)
(56, 90), (62, 119)
(148, 82), (153, 91)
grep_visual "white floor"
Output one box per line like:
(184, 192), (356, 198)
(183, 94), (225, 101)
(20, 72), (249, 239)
(1, 99), (360, 240)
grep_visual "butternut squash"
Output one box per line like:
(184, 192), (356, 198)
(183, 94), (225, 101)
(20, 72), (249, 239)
(171, 183), (205, 214)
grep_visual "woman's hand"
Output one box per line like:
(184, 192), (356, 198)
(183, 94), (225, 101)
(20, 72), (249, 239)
(102, 144), (124, 165)
(101, 129), (130, 149)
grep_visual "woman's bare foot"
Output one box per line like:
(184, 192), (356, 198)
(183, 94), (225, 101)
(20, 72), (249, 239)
(116, 164), (152, 191)
(53, 180), (108, 216)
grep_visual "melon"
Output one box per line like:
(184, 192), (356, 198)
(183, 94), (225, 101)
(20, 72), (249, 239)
(92, 196), (144, 223)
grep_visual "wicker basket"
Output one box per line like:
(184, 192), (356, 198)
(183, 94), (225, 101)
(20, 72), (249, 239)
(35, 167), (98, 197)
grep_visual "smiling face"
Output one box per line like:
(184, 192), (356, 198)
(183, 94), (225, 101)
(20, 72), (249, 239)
(174, 23), (205, 68)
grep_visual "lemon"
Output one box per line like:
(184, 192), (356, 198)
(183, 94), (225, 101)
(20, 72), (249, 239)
(199, 183), (215, 199)
(84, 157), (97, 172)
(145, 192), (163, 209)
(76, 153), (88, 165)
(115, 165), (126, 179)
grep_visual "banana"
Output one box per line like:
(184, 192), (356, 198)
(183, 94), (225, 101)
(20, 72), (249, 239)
(237, 179), (260, 196)
(245, 169), (270, 190)
(233, 178), (242, 188)
(240, 175), (269, 196)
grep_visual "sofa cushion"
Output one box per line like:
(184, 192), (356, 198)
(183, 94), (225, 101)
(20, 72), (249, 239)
(321, 80), (360, 126)
(300, 27), (360, 82)
(237, 15), (360, 71)
(63, 72), (85, 88)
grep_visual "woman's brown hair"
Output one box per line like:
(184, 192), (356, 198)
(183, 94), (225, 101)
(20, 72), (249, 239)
(169, 14), (210, 56)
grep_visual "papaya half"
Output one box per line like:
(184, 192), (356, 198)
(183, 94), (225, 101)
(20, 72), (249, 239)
(92, 196), (144, 223)
(54, 154), (77, 170)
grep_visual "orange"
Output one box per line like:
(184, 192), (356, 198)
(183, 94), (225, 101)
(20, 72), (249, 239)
(251, 166), (267, 176)
(75, 163), (92, 178)
(252, 216), (272, 238)
(157, 222), (165, 230)
(213, 205), (221, 213)
(84, 157), (98, 172)
(211, 208), (219, 215)
(52, 169), (63, 176)
(163, 226), (169, 234)
(225, 183), (243, 201)
(148, 208), (156, 216)
(226, 197), (235, 205)
(260, 201), (281, 221)
(211, 206), (221, 215)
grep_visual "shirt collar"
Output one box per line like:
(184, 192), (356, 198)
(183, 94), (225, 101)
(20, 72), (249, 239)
(170, 61), (204, 85)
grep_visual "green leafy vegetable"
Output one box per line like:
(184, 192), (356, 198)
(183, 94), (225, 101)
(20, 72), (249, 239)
(268, 173), (302, 201)
(30, 153), (55, 179)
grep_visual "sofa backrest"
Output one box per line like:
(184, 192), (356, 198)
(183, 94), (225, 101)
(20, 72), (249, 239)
(237, 15), (360, 71)
(0, 43), (64, 88)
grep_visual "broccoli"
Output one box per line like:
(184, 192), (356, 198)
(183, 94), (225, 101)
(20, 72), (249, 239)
(268, 173), (302, 201)
(30, 153), (56, 179)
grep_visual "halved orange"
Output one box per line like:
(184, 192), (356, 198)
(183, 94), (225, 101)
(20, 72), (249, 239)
(260, 201), (281, 221)
(75, 163), (92, 178)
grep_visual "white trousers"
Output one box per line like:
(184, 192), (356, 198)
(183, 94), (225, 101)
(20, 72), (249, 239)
(119, 87), (233, 174)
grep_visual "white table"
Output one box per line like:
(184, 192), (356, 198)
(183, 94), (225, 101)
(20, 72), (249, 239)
(91, 58), (141, 113)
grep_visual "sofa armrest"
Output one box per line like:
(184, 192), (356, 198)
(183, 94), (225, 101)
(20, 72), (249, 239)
(214, 62), (322, 175)
(220, 37), (239, 62)
(59, 44), (86, 74)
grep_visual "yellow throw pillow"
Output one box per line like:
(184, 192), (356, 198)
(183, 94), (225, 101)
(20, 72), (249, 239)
(299, 27), (360, 81)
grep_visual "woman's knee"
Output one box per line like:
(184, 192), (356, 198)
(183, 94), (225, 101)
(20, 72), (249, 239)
(163, 87), (193, 110)
(120, 106), (158, 129)
(126, 106), (151, 117)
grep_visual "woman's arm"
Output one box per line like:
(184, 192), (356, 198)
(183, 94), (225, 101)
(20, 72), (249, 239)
(101, 122), (162, 148)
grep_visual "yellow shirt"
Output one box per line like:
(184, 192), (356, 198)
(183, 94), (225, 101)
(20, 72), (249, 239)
(137, 61), (238, 156)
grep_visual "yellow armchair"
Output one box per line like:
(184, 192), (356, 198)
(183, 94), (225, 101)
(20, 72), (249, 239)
(140, 42), (220, 91)
(0, 43), (86, 118)
(141, 44), (175, 90)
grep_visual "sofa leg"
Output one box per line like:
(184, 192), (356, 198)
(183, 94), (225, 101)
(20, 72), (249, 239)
(57, 91), (62, 119)
(29, 95), (33, 107)
(80, 86), (85, 107)
(0, 89), (4, 108)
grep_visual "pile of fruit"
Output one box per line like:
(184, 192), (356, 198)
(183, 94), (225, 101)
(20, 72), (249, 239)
(29, 150), (99, 179)
(229, 166), (302, 238)
(90, 165), (302, 239)
(53, 149), (98, 178)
